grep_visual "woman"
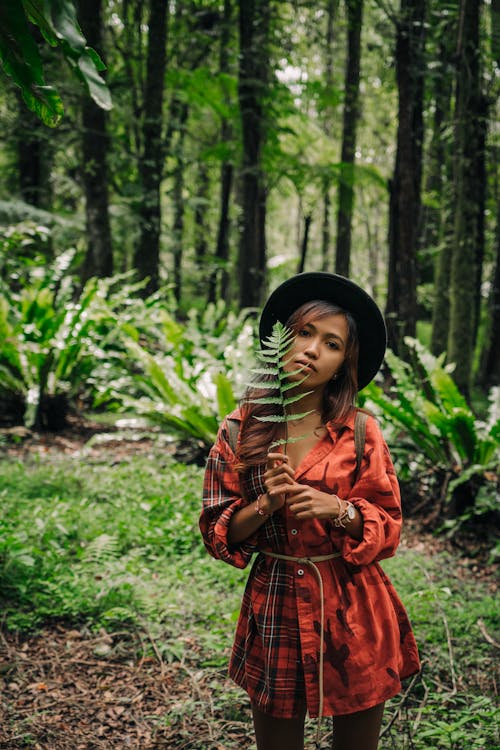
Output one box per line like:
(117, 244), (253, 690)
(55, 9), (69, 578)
(200, 273), (420, 750)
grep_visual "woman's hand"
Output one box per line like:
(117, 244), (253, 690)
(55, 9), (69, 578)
(260, 452), (296, 514)
(286, 483), (340, 520)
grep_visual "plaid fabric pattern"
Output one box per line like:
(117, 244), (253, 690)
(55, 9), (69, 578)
(200, 409), (420, 718)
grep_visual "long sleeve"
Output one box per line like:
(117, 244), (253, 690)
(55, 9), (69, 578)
(340, 416), (402, 566)
(199, 417), (258, 569)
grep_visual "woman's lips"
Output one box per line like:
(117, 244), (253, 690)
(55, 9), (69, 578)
(295, 359), (316, 372)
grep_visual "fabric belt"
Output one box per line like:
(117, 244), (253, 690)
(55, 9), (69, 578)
(260, 549), (342, 740)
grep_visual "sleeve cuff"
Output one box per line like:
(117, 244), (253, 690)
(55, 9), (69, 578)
(340, 498), (401, 565)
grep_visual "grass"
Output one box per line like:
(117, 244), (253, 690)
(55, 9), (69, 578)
(0, 449), (498, 749)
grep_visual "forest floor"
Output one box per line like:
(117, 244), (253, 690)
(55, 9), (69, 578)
(0, 418), (498, 750)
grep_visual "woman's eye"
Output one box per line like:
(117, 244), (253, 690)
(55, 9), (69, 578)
(297, 329), (310, 337)
(327, 341), (339, 350)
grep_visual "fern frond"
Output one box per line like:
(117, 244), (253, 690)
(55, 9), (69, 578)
(82, 534), (120, 564)
(251, 366), (280, 375)
(256, 410), (312, 423)
(248, 321), (315, 450)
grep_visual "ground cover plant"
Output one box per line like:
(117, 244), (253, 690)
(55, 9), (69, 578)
(0, 441), (498, 749)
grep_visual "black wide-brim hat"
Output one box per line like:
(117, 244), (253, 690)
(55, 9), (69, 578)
(259, 272), (387, 391)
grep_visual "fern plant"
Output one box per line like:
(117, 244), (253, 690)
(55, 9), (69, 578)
(246, 321), (313, 449)
(361, 337), (499, 522)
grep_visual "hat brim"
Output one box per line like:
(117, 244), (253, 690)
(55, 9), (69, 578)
(259, 272), (387, 391)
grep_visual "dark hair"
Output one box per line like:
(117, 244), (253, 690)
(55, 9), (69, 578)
(236, 300), (359, 471)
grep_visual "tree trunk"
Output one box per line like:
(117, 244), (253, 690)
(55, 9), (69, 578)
(194, 162), (209, 265)
(482, 192), (500, 388)
(386, 0), (426, 354)
(170, 99), (188, 305)
(209, 160), (233, 304)
(17, 104), (52, 210)
(428, 29), (455, 356)
(209, 0), (233, 304)
(447, 0), (482, 395)
(297, 214), (312, 274)
(237, 0), (270, 308)
(79, 0), (113, 282)
(133, 0), (169, 297)
(321, 0), (339, 272)
(335, 0), (363, 278)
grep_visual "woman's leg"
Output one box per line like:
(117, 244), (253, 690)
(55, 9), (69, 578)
(331, 702), (385, 750)
(252, 703), (307, 750)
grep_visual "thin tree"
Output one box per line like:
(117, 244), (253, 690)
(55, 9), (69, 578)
(386, 0), (426, 354)
(481, 192), (500, 388)
(133, 0), (169, 297)
(79, 0), (113, 281)
(320, 0), (339, 272)
(424, 10), (455, 356)
(237, 0), (271, 308)
(447, 0), (483, 395)
(209, 0), (234, 304)
(335, 0), (363, 277)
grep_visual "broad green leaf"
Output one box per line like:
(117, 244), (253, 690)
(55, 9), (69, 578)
(214, 371), (237, 419)
(0, 0), (63, 126)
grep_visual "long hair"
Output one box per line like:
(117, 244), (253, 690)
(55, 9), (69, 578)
(236, 300), (359, 471)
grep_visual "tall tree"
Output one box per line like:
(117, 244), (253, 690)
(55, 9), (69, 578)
(133, 0), (169, 296)
(321, 0), (339, 272)
(428, 13), (455, 356)
(237, 0), (271, 308)
(447, 0), (483, 394)
(209, 0), (234, 305)
(386, 0), (426, 353)
(481, 191), (500, 388)
(79, 0), (113, 281)
(335, 0), (363, 277)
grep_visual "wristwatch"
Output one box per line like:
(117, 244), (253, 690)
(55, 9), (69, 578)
(345, 501), (356, 521)
(334, 498), (356, 528)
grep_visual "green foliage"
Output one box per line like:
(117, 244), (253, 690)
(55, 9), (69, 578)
(101, 303), (254, 448)
(0, 0), (111, 126)
(361, 338), (499, 520)
(0, 453), (208, 630)
(0, 253), (116, 427)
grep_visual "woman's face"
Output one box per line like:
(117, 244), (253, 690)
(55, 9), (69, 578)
(285, 313), (349, 391)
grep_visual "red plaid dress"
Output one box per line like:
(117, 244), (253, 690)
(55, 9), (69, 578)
(199, 408), (420, 718)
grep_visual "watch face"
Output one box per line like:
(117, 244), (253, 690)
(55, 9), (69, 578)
(347, 503), (356, 520)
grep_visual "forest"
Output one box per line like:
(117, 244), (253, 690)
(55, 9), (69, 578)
(0, 1), (499, 749)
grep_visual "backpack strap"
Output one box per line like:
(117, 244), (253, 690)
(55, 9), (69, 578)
(226, 417), (240, 454)
(354, 410), (368, 479)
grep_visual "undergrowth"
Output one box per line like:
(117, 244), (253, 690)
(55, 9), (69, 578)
(0, 451), (497, 749)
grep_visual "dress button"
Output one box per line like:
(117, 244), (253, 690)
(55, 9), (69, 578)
(291, 529), (298, 535)
(297, 569), (304, 576)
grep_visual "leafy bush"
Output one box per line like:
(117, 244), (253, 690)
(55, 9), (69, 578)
(0, 252), (116, 429)
(361, 338), (499, 524)
(100, 302), (255, 449)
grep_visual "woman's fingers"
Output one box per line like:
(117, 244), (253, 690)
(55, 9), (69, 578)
(265, 452), (289, 470)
